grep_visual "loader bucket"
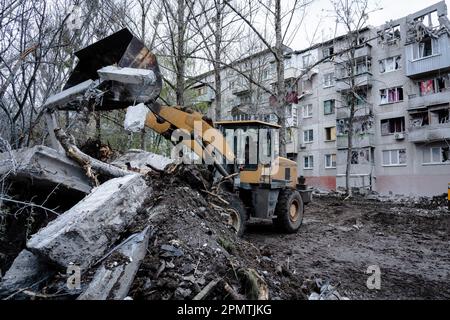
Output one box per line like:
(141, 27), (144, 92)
(64, 28), (162, 110)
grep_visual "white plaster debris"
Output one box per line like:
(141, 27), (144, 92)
(124, 103), (149, 133)
(97, 66), (157, 85)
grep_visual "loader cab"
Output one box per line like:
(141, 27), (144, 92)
(216, 120), (280, 171)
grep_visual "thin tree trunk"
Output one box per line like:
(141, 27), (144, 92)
(95, 112), (101, 141)
(176, 0), (186, 106)
(214, 0), (223, 121)
(275, 0), (287, 157)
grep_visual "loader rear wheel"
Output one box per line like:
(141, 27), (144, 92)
(274, 190), (304, 233)
(227, 196), (247, 237)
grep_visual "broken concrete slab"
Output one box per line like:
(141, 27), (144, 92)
(27, 174), (149, 270)
(78, 227), (152, 300)
(0, 145), (92, 194)
(43, 80), (96, 109)
(0, 250), (54, 299)
(111, 149), (173, 174)
(98, 66), (157, 86)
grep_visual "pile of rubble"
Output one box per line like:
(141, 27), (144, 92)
(0, 145), (328, 300)
(313, 188), (448, 216)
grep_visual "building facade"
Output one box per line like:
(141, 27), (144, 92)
(193, 1), (450, 197)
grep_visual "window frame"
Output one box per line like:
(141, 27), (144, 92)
(423, 146), (450, 165)
(323, 73), (335, 88)
(324, 126), (337, 141)
(379, 56), (401, 74)
(303, 129), (314, 143)
(412, 37), (440, 61)
(380, 117), (405, 136)
(324, 99), (336, 115)
(302, 104), (313, 118)
(382, 149), (407, 167)
(304, 155), (314, 170)
(380, 87), (404, 105)
(325, 154), (337, 169)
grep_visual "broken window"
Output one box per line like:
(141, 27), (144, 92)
(323, 46), (334, 59)
(240, 94), (251, 105)
(303, 104), (313, 118)
(325, 127), (337, 141)
(423, 146), (450, 164)
(381, 117), (405, 135)
(196, 86), (206, 96)
(418, 75), (449, 96)
(304, 155), (314, 169)
(410, 111), (429, 127)
(351, 151), (359, 164)
(302, 54), (311, 68)
(380, 87), (404, 104)
(262, 68), (270, 80)
(325, 154), (337, 169)
(356, 58), (371, 75)
(324, 73), (335, 87)
(415, 11), (440, 29)
(324, 100), (336, 115)
(379, 25), (401, 44)
(379, 56), (401, 73)
(383, 149), (407, 166)
(300, 79), (313, 94)
(303, 129), (314, 143)
(430, 108), (450, 124)
(412, 37), (439, 60)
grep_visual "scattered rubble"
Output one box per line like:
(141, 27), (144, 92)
(0, 145), (91, 194)
(78, 227), (152, 300)
(0, 250), (54, 300)
(27, 174), (149, 270)
(1, 143), (448, 300)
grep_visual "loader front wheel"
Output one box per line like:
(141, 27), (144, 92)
(274, 190), (304, 233)
(228, 196), (247, 237)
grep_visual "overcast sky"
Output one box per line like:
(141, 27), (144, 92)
(291, 0), (450, 50)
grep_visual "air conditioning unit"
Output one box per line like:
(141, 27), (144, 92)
(300, 144), (307, 149)
(395, 133), (405, 140)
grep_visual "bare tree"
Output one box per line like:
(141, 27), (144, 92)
(224, 0), (312, 157)
(331, 0), (377, 195)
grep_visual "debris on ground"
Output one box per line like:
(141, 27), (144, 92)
(0, 145), (91, 194)
(1, 144), (449, 300)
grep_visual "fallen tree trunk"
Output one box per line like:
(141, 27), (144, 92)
(54, 128), (131, 181)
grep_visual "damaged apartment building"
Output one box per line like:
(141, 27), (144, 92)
(192, 1), (450, 197)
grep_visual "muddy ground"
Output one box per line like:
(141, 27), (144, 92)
(245, 195), (450, 300)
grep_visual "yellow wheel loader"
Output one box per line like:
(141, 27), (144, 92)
(46, 29), (313, 235)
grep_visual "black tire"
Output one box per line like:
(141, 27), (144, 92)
(228, 195), (247, 237)
(273, 189), (304, 233)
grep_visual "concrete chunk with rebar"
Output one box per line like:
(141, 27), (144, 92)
(26, 174), (149, 271)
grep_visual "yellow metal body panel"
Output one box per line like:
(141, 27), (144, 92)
(240, 157), (298, 189)
(145, 106), (235, 163)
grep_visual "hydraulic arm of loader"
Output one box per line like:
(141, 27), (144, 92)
(144, 103), (236, 178)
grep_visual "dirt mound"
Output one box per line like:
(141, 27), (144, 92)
(127, 164), (309, 300)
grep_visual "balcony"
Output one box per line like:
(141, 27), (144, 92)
(354, 44), (372, 59)
(408, 124), (450, 143)
(405, 36), (450, 78)
(336, 104), (373, 119)
(336, 133), (375, 150)
(195, 89), (215, 104)
(232, 83), (251, 96)
(408, 89), (450, 110)
(336, 73), (372, 92)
